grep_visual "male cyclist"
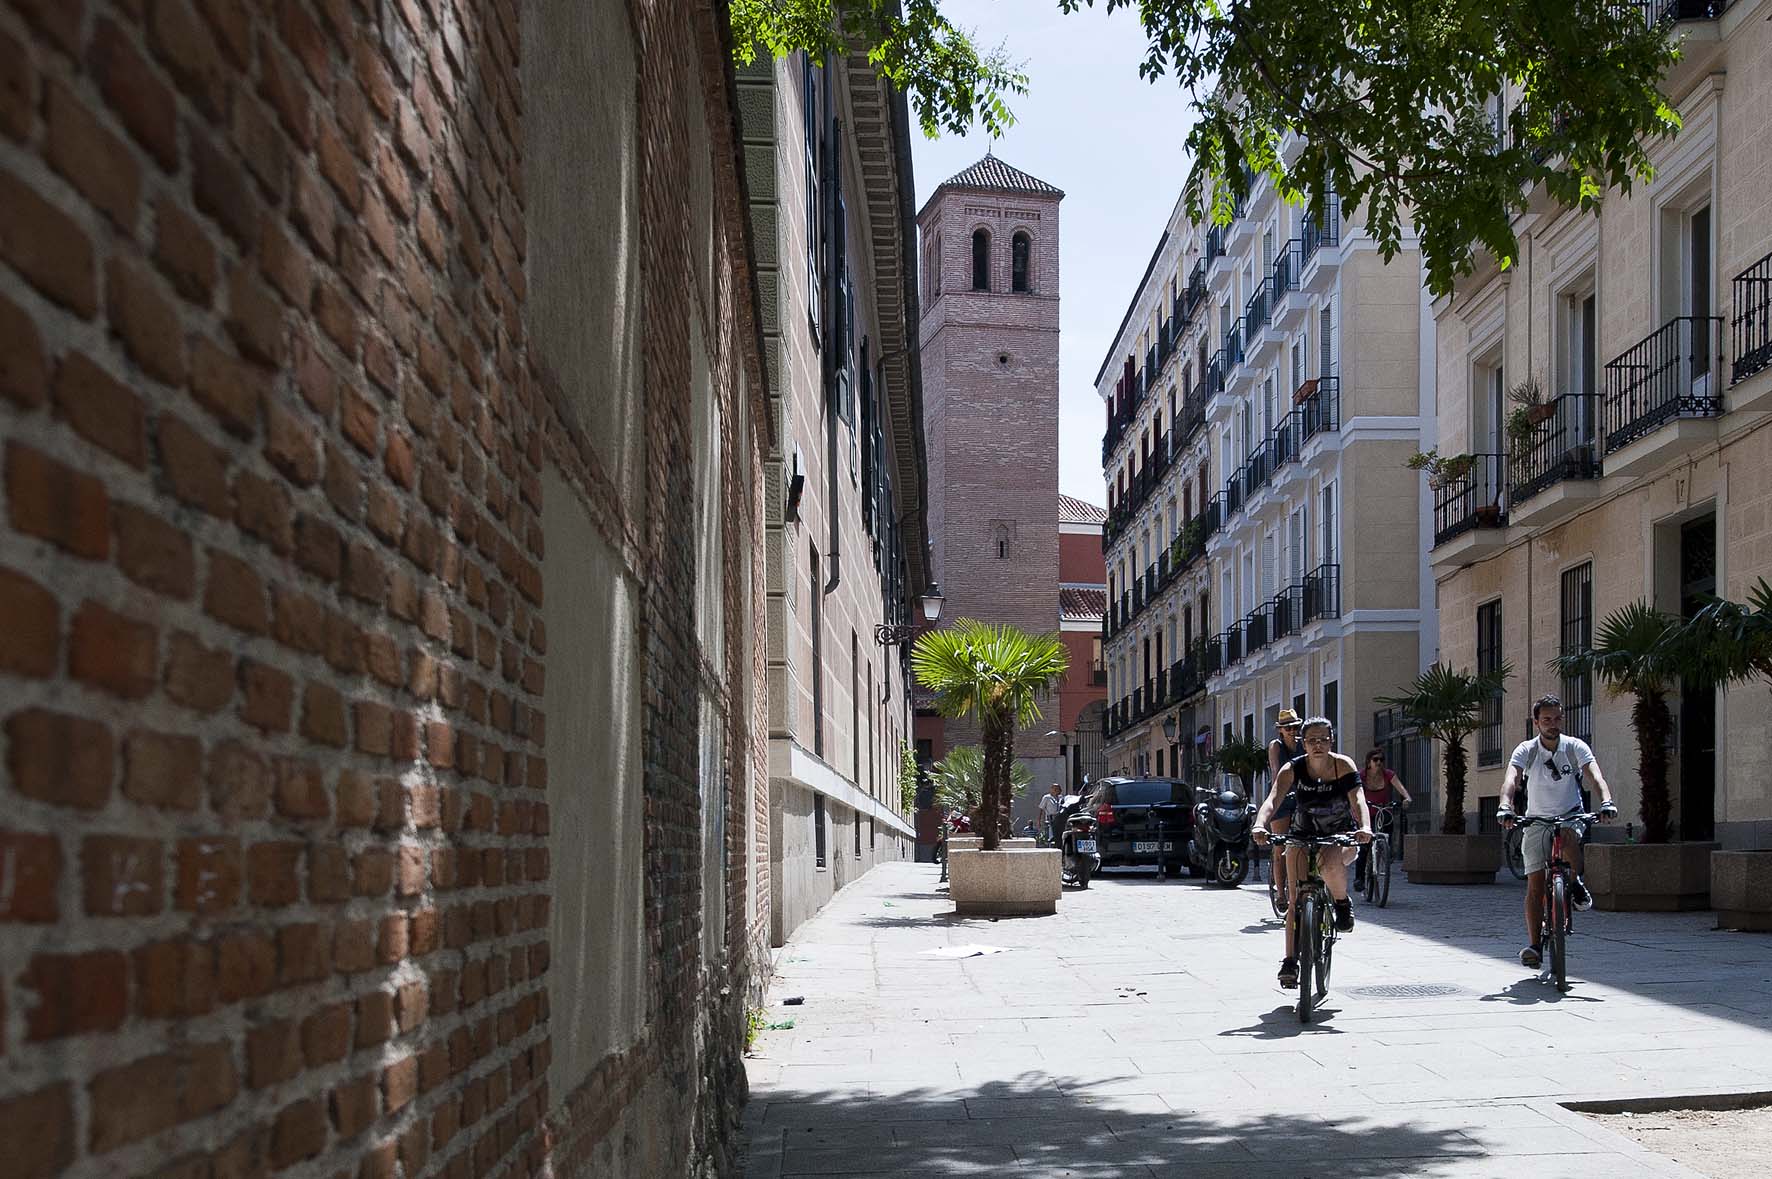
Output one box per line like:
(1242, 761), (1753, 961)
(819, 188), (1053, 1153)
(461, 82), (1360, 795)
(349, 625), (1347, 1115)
(1254, 717), (1371, 989)
(1496, 694), (1617, 969)
(1263, 709), (1307, 910)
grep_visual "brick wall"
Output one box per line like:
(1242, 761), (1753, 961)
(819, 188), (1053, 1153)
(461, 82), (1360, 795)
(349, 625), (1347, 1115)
(0, 1), (769, 1176)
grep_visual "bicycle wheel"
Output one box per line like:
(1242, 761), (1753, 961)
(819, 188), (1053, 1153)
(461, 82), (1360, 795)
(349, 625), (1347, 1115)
(1269, 858), (1287, 919)
(1549, 872), (1569, 991)
(1372, 836), (1392, 908)
(1296, 892), (1320, 1022)
(1505, 826), (1526, 881)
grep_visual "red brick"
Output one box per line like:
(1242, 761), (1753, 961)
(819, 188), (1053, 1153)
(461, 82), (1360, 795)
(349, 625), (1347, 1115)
(354, 989), (393, 1049)
(0, 291), (48, 410)
(275, 757), (330, 819)
(7, 441), (110, 557)
(226, 266), (285, 366)
(216, 929), (276, 1001)
(234, 469), (295, 553)
(271, 1099), (327, 1168)
(317, 116), (363, 211)
(333, 918), (376, 973)
(89, 1042), (237, 1150)
(204, 547), (268, 634)
(208, 739), (271, 819)
(314, 278), (360, 355)
(396, 845), (425, 897)
(291, 331), (338, 413)
(382, 1056), (417, 1114)
(352, 847), (393, 897)
(151, 199), (217, 302)
(0, 1082), (75, 1179)
(70, 601), (157, 698)
(384, 428), (415, 487)
(0, 568), (57, 676)
(231, 92), (287, 201)
(258, 34), (311, 146)
(123, 729), (203, 810)
(54, 353), (148, 466)
(0, 171), (96, 316)
(277, 921), (330, 985)
(300, 1002), (351, 1064)
(0, 829), (61, 922)
(133, 939), (216, 1019)
(197, 0), (251, 68)
(148, 0), (229, 119)
(189, 336), (264, 435)
(164, 631), (233, 713)
(156, 415), (232, 516)
(82, 834), (163, 916)
(298, 680), (347, 747)
(294, 512), (343, 580)
(173, 836), (241, 915)
(8, 708), (112, 809)
(246, 1019), (301, 1088)
(247, 841), (302, 906)
(265, 399), (320, 485)
(378, 912), (408, 963)
(409, 907), (439, 955)
(307, 842), (350, 902)
(109, 254), (189, 385)
(45, 79), (139, 229)
(114, 500), (196, 597)
(291, 164), (337, 259)
(331, 1075), (379, 1138)
(24, 950), (129, 1040)
(0, 28), (34, 144)
(90, 19), (178, 171)
(260, 219), (312, 307)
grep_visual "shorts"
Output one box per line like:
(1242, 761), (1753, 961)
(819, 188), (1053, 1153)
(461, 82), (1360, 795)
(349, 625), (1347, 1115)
(1521, 815), (1589, 875)
(1273, 792), (1297, 823)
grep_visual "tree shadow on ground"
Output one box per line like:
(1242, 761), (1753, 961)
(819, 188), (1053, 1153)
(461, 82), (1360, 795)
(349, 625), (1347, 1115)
(742, 1072), (1491, 1177)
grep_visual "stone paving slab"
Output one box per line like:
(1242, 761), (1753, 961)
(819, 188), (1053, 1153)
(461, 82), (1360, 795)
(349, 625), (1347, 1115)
(742, 862), (1772, 1176)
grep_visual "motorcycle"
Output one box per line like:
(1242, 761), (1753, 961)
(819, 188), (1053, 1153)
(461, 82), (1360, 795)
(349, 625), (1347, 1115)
(1058, 794), (1101, 889)
(1189, 785), (1257, 887)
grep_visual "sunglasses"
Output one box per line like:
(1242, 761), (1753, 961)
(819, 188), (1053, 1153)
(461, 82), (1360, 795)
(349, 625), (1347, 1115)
(1547, 759), (1562, 781)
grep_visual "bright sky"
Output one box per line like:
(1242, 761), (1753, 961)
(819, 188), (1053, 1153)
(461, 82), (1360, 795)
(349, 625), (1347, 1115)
(910, 1), (1194, 509)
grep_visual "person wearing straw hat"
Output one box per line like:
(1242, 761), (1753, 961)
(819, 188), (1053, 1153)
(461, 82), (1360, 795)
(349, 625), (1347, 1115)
(1263, 709), (1306, 910)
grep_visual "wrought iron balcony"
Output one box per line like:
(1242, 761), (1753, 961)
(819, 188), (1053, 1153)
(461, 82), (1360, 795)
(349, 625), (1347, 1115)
(1733, 249), (1771, 385)
(1186, 264), (1207, 317)
(1298, 374), (1340, 443)
(1243, 607), (1270, 655)
(1431, 452), (1509, 547)
(1271, 238), (1302, 304)
(1626, 1), (1732, 24)
(1132, 686), (1143, 717)
(1223, 622), (1245, 667)
(1180, 392), (1207, 441)
(1224, 468), (1246, 517)
(1270, 583), (1305, 642)
(1205, 351), (1226, 400)
(1245, 280), (1271, 339)
(1302, 196), (1342, 263)
(1245, 440), (1274, 497)
(1601, 316), (1723, 453)
(1202, 493), (1224, 538)
(1511, 393), (1602, 503)
(1271, 409), (1302, 471)
(1205, 224), (1225, 267)
(1170, 654), (1203, 702)
(1201, 633), (1225, 677)
(1302, 563), (1342, 624)
(1222, 318), (1246, 372)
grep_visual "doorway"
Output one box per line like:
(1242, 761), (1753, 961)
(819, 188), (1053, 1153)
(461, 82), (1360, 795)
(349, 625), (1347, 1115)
(1678, 514), (1716, 841)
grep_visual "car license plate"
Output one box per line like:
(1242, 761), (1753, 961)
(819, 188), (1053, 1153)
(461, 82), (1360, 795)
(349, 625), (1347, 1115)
(1076, 839), (1096, 853)
(1134, 840), (1158, 853)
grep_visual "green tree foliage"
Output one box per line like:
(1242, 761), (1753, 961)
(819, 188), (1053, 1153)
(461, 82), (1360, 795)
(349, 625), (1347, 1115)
(929, 745), (1034, 818)
(1378, 661), (1511, 835)
(899, 740), (922, 814)
(734, 2), (1681, 295)
(1211, 732), (1268, 800)
(911, 620), (1069, 850)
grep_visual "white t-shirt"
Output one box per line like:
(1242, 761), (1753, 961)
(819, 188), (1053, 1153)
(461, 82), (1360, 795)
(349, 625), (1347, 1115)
(1038, 792), (1064, 821)
(1508, 735), (1596, 817)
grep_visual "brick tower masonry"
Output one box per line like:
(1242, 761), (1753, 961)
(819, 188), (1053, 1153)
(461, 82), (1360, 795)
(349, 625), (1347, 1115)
(916, 153), (1063, 770)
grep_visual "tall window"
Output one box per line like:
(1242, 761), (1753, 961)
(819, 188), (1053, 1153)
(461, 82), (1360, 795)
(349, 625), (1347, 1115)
(814, 793), (827, 868)
(1560, 565), (1594, 742)
(851, 631), (860, 782)
(803, 58), (821, 336)
(1477, 600), (1504, 766)
(1323, 681), (1339, 738)
(1012, 231), (1031, 292)
(972, 228), (991, 290)
(1319, 482), (1337, 567)
(811, 547), (824, 756)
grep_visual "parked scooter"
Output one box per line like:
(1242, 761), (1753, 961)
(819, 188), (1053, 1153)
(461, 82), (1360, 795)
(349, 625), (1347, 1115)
(1058, 793), (1101, 889)
(1188, 784), (1257, 886)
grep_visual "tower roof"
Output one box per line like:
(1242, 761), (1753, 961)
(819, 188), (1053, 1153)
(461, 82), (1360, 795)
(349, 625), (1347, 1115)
(937, 150), (1063, 199)
(1059, 494), (1107, 525)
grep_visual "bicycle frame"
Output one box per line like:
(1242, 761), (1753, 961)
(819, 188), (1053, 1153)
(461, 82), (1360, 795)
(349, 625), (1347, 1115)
(1513, 812), (1599, 992)
(1268, 832), (1358, 1021)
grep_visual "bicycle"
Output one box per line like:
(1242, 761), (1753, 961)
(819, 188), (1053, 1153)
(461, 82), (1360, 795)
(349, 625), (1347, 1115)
(1506, 811), (1603, 992)
(1361, 805), (1400, 908)
(1504, 823), (1527, 880)
(1266, 831), (1361, 1023)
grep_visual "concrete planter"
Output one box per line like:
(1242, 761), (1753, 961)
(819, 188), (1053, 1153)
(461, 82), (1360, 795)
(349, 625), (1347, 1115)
(1403, 833), (1503, 884)
(947, 848), (1061, 916)
(946, 837), (1033, 853)
(1712, 851), (1772, 931)
(1585, 842), (1718, 911)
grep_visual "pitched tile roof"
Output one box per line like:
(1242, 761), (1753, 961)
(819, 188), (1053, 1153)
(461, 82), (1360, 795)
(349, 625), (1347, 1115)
(940, 150), (1064, 198)
(1060, 587), (1107, 622)
(1059, 494), (1107, 525)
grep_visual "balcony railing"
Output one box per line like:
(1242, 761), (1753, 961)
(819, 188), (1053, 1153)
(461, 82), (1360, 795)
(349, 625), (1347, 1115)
(1201, 634), (1225, 676)
(1203, 492), (1225, 538)
(1299, 374), (1340, 442)
(1224, 467), (1246, 517)
(1186, 263), (1207, 317)
(1205, 350), (1226, 400)
(1302, 563), (1342, 624)
(1223, 622), (1245, 667)
(1222, 319), (1246, 372)
(1245, 441), (1273, 497)
(1601, 316), (1723, 453)
(1302, 196), (1342, 262)
(1270, 583), (1305, 642)
(1624, 1), (1732, 25)
(1243, 607), (1269, 655)
(1733, 249), (1772, 385)
(1272, 409), (1302, 470)
(1271, 238), (1302, 305)
(1205, 224), (1225, 266)
(1170, 654), (1202, 702)
(1245, 280), (1271, 339)
(1431, 452), (1510, 547)
(1511, 393), (1602, 503)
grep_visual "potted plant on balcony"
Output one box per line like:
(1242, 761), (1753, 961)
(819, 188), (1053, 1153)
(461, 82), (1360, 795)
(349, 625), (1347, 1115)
(912, 620), (1069, 915)
(1679, 578), (1772, 927)
(1551, 600), (1719, 911)
(1292, 376), (1319, 407)
(1378, 661), (1512, 883)
(1406, 448), (1477, 491)
(1508, 376), (1555, 430)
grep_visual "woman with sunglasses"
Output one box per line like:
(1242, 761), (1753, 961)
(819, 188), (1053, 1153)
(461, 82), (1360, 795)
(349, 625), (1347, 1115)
(1354, 748), (1413, 890)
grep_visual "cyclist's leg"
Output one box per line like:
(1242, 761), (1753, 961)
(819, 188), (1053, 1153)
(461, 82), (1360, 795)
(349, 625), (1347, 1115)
(1271, 810), (1293, 889)
(1520, 823), (1553, 956)
(1282, 845), (1306, 959)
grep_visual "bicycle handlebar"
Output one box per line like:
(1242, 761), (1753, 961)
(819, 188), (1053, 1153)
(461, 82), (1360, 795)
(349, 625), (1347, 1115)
(1263, 832), (1363, 848)
(1506, 811), (1607, 828)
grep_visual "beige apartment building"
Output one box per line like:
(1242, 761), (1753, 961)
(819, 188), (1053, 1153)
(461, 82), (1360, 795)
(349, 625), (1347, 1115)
(736, 50), (931, 944)
(1429, 1), (1772, 844)
(1102, 173), (1435, 797)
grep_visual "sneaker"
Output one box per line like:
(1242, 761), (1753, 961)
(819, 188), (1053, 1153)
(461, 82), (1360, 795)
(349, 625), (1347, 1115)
(1571, 876), (1594, 912)
(1274, 892), (1289, 917)
(1278, 957), (1299, 988)
(1333, 899), (1355, 932)
(1520, 944), (1542, 968)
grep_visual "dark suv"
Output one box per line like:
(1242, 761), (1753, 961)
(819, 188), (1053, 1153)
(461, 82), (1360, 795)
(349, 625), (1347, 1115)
(1085, 778), (1195, 876)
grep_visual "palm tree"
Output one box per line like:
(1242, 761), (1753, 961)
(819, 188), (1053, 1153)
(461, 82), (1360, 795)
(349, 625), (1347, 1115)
(1675, 577), (1772, 691)
(1377, 662), (1511, 835)
(911, 620), (1069, 851)
(1211, 733), (1268, 800)
(1552, 600), (1704, 844)
(930, 745), (1033, 826)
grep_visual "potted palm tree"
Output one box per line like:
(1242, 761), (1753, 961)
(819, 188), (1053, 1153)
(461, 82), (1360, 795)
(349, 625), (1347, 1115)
(1679, 579), (1772, 928)
(1378, 661), (1511, 883)
(912, 620), (1069, 915)
(1553, 601), (1719, 911)
(1211, 732), (1268, 801)
(930, 745), (1034, 847)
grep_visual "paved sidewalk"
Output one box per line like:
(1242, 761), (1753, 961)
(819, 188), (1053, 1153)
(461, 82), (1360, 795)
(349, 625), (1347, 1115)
(741, 861), (1772, 1177)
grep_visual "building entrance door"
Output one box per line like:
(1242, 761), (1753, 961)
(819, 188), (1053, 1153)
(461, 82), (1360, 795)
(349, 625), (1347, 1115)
(1679, 514), (1717, 841)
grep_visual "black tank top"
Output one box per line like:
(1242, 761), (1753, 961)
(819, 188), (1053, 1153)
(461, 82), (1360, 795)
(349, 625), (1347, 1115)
(1288, 753), (1359, 834)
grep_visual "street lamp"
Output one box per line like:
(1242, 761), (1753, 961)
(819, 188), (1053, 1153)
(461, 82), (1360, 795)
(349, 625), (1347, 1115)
(874, 582), (945, 645)
(1162, 714), (1177, 742)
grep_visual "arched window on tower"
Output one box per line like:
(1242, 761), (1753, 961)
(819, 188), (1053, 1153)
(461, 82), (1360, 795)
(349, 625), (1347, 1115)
(1011, 231), (1031, 292)
(972, 228), (991, 291)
